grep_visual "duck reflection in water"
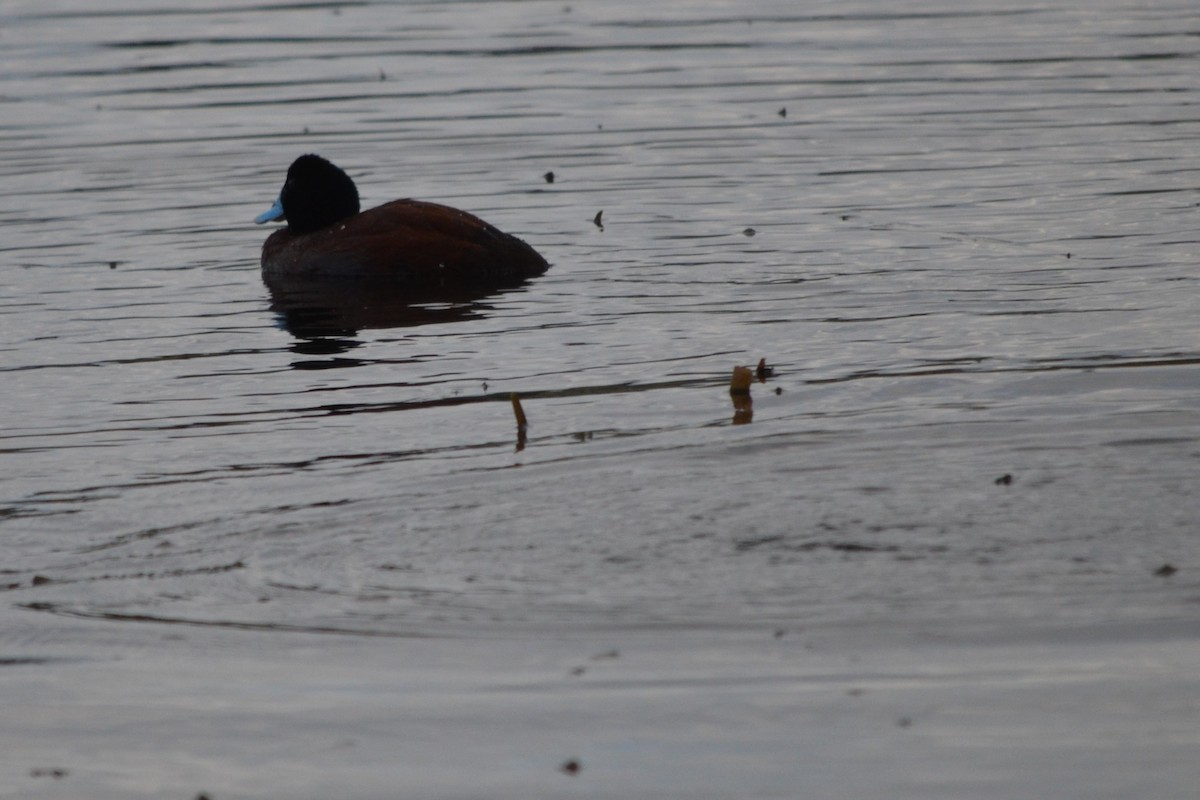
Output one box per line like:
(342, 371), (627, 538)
(255, 154), (550, 340)
(266, 279), (509, 344)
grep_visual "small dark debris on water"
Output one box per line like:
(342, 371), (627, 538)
(593, 210), (604, 229)
(773, 628), (787, 639)
(30, 768), (68, 779)
(774, 386), (783, 395)
(31, 575), (51, 586)
(1066, 252), (1072, 259)
(196, 794), (213, 800)
(108, 261), (117, 269)
(1154, 563), (1178, 578)
(591, 649), (620, 660)
(743, 227), (756, 236)
(755, 358), (774, 381)
(569, 666), (586, 677)
(994, 473), (1014, 486)
(560, 759), (581, 776)
(543, 171), (555, 184)
(778, 107), (787, 118)
(897, 716), (913, 729)
(378, 68), (386, 81)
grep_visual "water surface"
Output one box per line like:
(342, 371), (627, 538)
(2, 1), (1198, 797)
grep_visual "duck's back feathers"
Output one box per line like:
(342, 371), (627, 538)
(261, 198), (549, 286)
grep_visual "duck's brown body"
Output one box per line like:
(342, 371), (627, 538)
(261, 198), (549, 286)
(256, 155), (549, 294)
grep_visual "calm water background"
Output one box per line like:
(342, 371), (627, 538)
(2, 1), (1198, 797)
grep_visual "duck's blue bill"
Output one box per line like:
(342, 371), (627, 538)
(254, 196), (285, 224)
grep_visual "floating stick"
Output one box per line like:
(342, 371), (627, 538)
(730, 366), (754, 395)
(511, 392), (528, 452)
(730, 366), (754, 425)
(510, 392), (528, 429)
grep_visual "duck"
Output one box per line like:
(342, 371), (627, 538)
(254, 154), (549, 287)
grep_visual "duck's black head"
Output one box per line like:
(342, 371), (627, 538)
(256, 154), (361, 235)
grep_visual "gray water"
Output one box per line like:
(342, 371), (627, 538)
(2, 1), (1199, 797)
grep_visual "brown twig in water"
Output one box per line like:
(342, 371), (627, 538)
(730, 366), (754, 395)
(511, 393), (529, 452)
(510, 393), (528, 429)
